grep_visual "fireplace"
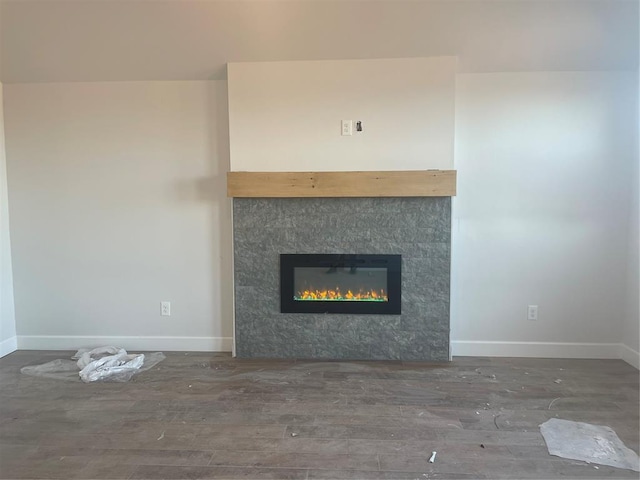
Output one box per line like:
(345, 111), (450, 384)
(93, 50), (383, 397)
(231, 196), (451, 361)
(280, 254), (401, 314)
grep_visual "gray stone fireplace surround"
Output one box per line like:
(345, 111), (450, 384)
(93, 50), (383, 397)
(232, 197), (451, 361)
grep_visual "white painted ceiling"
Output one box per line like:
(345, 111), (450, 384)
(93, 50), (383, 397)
(0, 0), (638, 83)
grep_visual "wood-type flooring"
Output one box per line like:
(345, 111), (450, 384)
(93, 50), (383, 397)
(1, 351), (638, 479)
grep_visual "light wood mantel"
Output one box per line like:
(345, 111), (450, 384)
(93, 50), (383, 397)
(227, 170), (456, 198)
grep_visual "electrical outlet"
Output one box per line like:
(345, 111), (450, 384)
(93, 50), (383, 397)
(341, 120), (353, 136)
(161, 301), (171, 316)
(527, 305), (538, 321)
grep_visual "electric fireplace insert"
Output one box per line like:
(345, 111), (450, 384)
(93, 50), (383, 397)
(280, 254), (401, 314)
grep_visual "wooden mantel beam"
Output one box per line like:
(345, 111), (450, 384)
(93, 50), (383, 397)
(227, 170), (456, 198)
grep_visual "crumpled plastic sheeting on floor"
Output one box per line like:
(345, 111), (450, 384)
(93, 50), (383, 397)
(540, 418), (640, 472)
(20, 347), (165, 383)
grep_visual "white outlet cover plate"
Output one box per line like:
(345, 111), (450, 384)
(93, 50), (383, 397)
(341, 120), (353, 136)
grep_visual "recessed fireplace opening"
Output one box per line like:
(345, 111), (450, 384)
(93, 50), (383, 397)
(280, 254), (401, 314)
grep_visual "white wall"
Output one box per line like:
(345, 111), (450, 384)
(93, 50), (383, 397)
(228, 57), (456, 171)
(451, 72), (638, 361)
(3, 81), (233, 351)
(0, 83), (18, 356)
(4, 72), (637, 361)
(2, 1), (637, 83)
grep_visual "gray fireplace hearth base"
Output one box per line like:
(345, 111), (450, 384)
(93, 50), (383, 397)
(232, 197), (451, 361)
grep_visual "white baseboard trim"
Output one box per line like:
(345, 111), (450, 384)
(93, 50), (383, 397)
(451, 341), (622, 359)
(16, 336), (233, 352)
(0, 336), (18, 358)
(10, 337), (637, 367)
(619, 343), (640, 369)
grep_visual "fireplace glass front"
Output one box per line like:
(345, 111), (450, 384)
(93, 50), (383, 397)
(280, 254), (401, 314)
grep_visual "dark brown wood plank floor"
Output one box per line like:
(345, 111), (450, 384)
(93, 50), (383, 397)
(0, 352), (638, 479)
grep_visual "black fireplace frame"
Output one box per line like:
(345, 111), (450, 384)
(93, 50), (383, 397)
(280, 254), (401, 314)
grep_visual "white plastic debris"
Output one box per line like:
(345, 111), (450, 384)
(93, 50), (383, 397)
(76, 347), (145, 383)
(74, 346), (119, 368)
(540, 418), (639, 472)
(19, 359), (79, 381)
(20, 346), (164, 382)
(428, 451), (437, 463)
(290, 432), (298, 437)
(554, 379), (563, 384)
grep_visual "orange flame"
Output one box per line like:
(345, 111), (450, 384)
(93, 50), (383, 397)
(295, 287), (387, 302)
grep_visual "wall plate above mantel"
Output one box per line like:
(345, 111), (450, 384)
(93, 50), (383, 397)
(226, 170), (456, 198)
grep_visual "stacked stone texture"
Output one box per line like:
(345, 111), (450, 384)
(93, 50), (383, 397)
(233, 197), (451, 361)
